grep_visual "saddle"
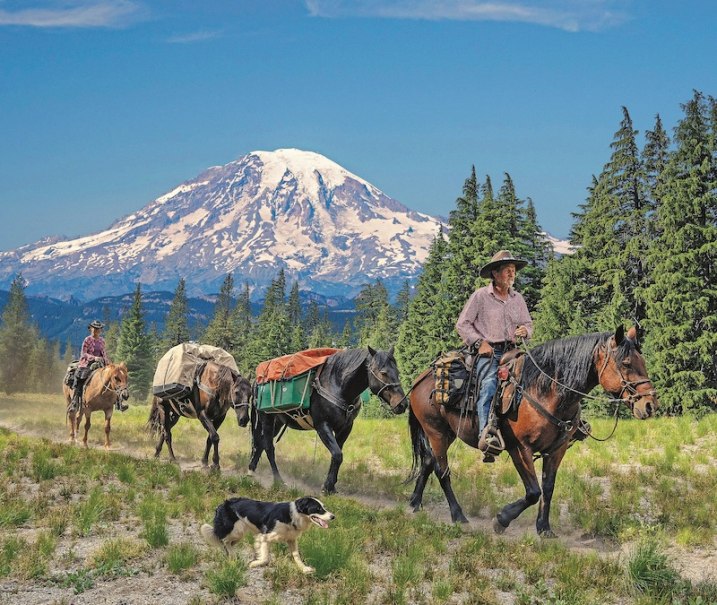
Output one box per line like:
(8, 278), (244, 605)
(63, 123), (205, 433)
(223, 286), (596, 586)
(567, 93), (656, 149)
(495, 350), (526, 416)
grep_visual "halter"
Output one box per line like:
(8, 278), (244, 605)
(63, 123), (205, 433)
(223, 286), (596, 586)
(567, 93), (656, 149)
(368, 364), (409, 411)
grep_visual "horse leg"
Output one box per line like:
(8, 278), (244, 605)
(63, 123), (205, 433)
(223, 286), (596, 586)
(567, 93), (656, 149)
(262, 416), (284, 485)
(163, 413), (180, 462)
(196, 409), (220, 469)
(409, 448), (435, 514)
(204, 415), (226, 470)
(82, 411), (91, 448)
(427, 429), (467, 524)
(494, 446), (541, 534)
(315, 421), (345, 494)
(103, 410), (112, 449)
(536, 445), (568, 537)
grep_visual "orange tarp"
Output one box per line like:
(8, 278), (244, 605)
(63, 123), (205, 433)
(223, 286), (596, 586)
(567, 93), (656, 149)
(255, 348), (340, 384)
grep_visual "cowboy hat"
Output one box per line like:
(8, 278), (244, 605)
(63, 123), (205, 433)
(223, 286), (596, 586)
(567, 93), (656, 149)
(479, 250), (528, 279)
(88, 320), (105, 330)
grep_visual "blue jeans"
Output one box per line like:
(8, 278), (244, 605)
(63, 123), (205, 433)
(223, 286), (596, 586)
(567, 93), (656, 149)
(475, 348), (504, 431)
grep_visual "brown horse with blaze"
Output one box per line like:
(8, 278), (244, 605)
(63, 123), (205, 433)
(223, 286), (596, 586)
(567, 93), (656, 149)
(63, 362), (130, 448)
(407, 326), (657, 536)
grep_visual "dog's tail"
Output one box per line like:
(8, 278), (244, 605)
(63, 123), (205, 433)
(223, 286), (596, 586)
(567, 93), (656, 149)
(200, 523), (223, 549)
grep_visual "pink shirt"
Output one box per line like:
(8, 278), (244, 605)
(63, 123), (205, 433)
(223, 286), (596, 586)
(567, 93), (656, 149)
(79, 336), (110, 368)
(456, 283), (533, 347)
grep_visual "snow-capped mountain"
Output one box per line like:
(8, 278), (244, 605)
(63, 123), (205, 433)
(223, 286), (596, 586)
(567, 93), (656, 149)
(0, 149), (442, 300)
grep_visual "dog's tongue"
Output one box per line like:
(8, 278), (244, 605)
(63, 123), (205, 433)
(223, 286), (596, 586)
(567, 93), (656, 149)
(311, 516), (329, 529)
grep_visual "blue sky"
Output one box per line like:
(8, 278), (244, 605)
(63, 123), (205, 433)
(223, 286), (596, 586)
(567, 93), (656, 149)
(0, 0), (714, 251)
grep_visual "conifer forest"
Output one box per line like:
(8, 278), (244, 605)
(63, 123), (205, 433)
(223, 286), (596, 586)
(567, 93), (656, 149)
(1, 91), (715, 416)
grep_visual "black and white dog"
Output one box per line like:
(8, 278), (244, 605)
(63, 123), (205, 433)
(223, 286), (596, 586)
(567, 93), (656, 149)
(200, 496), (335, 574)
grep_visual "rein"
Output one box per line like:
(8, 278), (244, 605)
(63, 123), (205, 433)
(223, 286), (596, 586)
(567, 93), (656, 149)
(515, 339), (645, 444)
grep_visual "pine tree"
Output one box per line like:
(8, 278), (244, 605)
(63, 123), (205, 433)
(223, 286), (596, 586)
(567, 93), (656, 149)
(203, 274), (235, 350)
(0, 275), (36, 394)
(229, 282), (255, 375)
(161, 278), (190, 351)
(116, 283), (154, 401)
(645, 91), (717, 413)
(395, 230), (453, 383)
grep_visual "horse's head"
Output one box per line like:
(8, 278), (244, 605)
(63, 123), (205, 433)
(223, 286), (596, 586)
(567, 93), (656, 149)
(595, 326), (658, 419)
(232, 374), (252, 428)
(107, 362), (130, 401)
(367, 346), (408, 414)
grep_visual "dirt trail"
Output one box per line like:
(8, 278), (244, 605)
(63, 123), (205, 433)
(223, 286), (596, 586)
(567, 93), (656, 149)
(2, 418), (716, 591)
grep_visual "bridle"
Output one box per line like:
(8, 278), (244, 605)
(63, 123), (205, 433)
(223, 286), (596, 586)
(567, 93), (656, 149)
(596, 343), (657, 409)
(230, 378), (251, 411)
(368, 364), (408, 411)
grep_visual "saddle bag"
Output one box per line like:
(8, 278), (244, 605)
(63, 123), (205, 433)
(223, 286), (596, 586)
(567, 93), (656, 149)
(431, 351), (470, 408)
(63, 360), (79, 386)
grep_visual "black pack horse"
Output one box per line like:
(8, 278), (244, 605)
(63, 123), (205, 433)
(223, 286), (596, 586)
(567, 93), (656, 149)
(147, 361), (252, 470)
(249, 346), (407, 494)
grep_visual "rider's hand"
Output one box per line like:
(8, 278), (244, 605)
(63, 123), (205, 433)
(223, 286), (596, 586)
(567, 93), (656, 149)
(515, 326), (528, 339)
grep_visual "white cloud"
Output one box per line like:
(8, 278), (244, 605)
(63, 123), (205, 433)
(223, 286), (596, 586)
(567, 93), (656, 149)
(305, 0), (629, 32)
(0, 1), (144, 28)
(166, 29), (222, 44)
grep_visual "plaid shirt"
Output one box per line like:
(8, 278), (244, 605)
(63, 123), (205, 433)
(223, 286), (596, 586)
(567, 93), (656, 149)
(78, 336), (110, 368)
(456, 283), (533, 347)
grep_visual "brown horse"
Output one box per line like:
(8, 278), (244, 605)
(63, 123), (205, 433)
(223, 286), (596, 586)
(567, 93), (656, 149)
(407, 326), (657, 536)
(147, 361), (252, 470)
(63, 363), (130, 448)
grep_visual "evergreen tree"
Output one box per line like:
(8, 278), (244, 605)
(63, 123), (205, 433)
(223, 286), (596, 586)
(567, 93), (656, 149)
(244, 272), (291, 370)
(286, 281), (305, 350)
(0, 275), (36, 394)
(337, 319), (354, 348)
(645, 91), (717, 413)
(116, 284), (154, 401)
(161, 278), (190, 351)
(395, 230), (453, 383)
(204, 274), (235, 350)
(395, 280), (412, 325)
(229, 282), (256, 375)
(532, 255), (592, 343)
(354, 280), (391, 345)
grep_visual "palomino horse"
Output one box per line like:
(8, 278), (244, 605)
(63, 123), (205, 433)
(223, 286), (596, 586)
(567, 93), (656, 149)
(407, 326), (657, 535)
(147, 361), (252, 470)
(63, 363), (130, 448)
(249, 346), (407, 494)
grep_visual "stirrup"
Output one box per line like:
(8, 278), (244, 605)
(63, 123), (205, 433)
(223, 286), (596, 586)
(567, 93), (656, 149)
(478, 427), (505, 457)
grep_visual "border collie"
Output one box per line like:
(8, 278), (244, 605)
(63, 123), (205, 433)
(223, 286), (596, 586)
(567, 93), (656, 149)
(200, 496), (335, 574)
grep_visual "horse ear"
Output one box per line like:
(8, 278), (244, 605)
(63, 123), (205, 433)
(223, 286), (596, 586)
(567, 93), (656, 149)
(614, 325), (625, 345)
(388, 345), (395, 357)
(626, 326), (638, 341)
(367, 346), (377, 357)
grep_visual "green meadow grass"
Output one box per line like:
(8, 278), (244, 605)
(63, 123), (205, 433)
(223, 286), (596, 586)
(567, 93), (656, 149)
(0, 393), (716, 603)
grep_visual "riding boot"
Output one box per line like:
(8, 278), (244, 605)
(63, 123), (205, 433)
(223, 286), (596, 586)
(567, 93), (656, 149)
(478, 413), (504, 463)
(71, 375), (85, 412)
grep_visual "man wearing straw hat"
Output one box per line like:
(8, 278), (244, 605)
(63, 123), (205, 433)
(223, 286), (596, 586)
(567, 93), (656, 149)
(456, 250), (533, 462)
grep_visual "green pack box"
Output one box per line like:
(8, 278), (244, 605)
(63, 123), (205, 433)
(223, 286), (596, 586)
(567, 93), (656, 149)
(255, 369), (315, 413)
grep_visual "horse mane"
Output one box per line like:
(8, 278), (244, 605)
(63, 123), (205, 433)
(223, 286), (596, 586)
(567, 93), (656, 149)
(211, 364), (237, 400)
(521, 331), (632, 400)
(323, 348), (368, 384)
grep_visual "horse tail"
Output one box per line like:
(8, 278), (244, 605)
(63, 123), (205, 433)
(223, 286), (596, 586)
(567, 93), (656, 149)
(146, 397), (162, 438)
(405, 404), (432, 485)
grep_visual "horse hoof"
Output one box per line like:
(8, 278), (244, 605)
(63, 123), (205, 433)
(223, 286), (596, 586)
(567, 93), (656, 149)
(539, 529), (557, 539)
(455, 515), (469, 525)
(493, 518), (508, 534)
(246, 469), (255, 477)
(321, 486), (337, 495)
